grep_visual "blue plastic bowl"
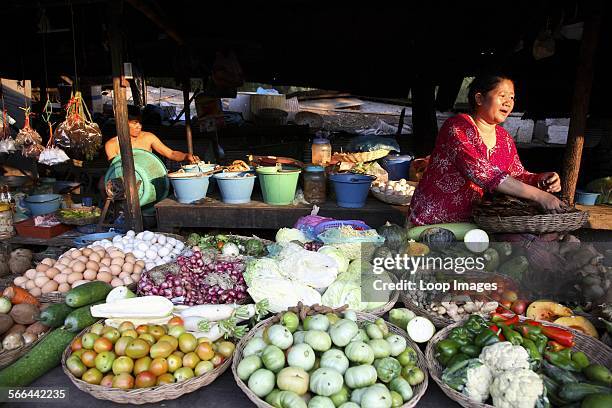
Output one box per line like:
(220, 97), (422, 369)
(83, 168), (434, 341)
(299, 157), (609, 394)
(329, 174), (374, 208)
(24, 194), (62, 216)
(170, 174), (211, 204)
(214, 172), (256, 204)
(575, 191), (600, 206)
(381, 155), (413, 181)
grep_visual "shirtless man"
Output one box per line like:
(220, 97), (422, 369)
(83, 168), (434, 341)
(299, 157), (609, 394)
(105, 106), (199, 163)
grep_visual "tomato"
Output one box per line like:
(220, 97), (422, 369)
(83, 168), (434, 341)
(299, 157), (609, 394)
(178, 333), (197, 353)
(118, 322), (135, 333)
(81, 333), (99, 350)
(114, 337), (133, 356)
(174, 367), (195, 382)
(82, 368), (103, 385)
(168, 325), (186, 338)
(277, 367), (309, 396)
(195, 342), (214, 361)
(90, 323), (105, 336)
(156, 373), (175, 385)
(261, 345), (285, 373)
(125, 339), (150, 359)
(216, 341), (235, 358)
(369, 339), (391, 359)
(112, 356), (134, 375)
(149, 358), (169, 376)
(93, 337), (113, 353)
(182, 352), (200, 369)
(94, 351), (117, 374)
(345, 342), (375, 365)
(211, 353), (225, 367)
(112, 372), (134, 389)
(80, 350), (98, 368)
(237, 355), (262, 381)
(309, 368), (343, 397)
(361, 384), (392, 408)
(344, 365), (377, 389)
(135, 325), (149, 335)
(287, 343), (315, 371)
(265, 324), (294, 350)
(329, 319), (359, 347)
(194, 360), (214, 376)
(148, 325), (166, 341)
(167, 317), (184, 327)
(247, 368), (275, 398)
(281, 311), (299, 333)
(135, 371), (157, 388)
(100, 374), (114, 387)
(133, 356), (152, 375)
(67, 355), (87, 378)
(304, 331), (332, 353)
(320, 349), (349, 375)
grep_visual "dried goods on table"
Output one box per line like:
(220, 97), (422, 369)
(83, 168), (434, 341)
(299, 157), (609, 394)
(474, 194), (575, 216)
(53, 92), (102, 161)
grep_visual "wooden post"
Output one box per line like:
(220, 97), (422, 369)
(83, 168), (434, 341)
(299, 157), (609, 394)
(182, 78), (193, 155)
(561, 3), (602, 204)
(108, 1), (143, 232)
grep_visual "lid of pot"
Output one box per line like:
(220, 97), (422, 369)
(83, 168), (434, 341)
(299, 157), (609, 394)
(312, 138), (330, 144)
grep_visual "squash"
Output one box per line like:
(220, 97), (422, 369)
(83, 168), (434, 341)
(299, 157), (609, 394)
(403, 242), (430, 257)
(554, 316), (598, 338)
(526, 300), (573, 322)
(407, 222), (478, 240)
(377, 222), (407, 252)
(418, 228), (456, 250)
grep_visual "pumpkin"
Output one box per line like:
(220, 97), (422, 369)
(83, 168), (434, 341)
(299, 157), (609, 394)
(418, 227), (456, 250)
(376, 222), (407, 252)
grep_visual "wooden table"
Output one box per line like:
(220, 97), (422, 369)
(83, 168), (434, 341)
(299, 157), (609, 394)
(576, 204), (612, 230)
(155, 194), (410, 232)
(7, 230), (83, 249)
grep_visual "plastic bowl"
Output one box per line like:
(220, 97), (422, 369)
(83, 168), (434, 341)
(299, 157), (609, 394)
(24, 194), (62, 216)
(575, 191), (600, 206)
(170, 174), (211, 204)
(329, 174), (374, 208)
(214, 172), (256, 204)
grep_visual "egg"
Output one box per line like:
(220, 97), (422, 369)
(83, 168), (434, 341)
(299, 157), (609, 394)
(55, 264), (67, 272)
(94, 251), (105, 260)
(125, 254), (136, 264)
(72, 261), (86, 273)
(60, 257), (72, 266)
(175, 242), (185, 251)
(132, 249), (145, 259)
(35, 263), (50, 273)
(135, 260), (145, 268)
(77, 256), (89, 264)
(67, 272), (84, 284)
(24, 269), (37, 279)
(145, 249), (157, 260)
(34, 276), (50, 287)
(96, 271), (112, 283)
(126, 230), (136, 237)
(130, 273), (141, 282)
(35, 271), (47, 279)
(142, 231), (154, 242)
(53, 274), (68, 284)
(70, 249), (82, 259)
(13, 276), (28, 286)
(145, 262), (155, 271)
(157, 235), (167, 246)
(101, 258), (112, 266)
(133, 264), (143, 275)
(118, 271), (130, 279)
(81, 248), (93, 257)
(41, 280), (59, 294)
(45, 268), (60, 279)
(122, 276), (134, 286)
(122, 262), (134, 274)
(109, 265), (122, 276)
(85, 261), (99, 272)
(157, 247), (170, 257)
(111, 257), (125, 267)
(29, 287), (42, 297)
(71, 280), (89, 288)
(41, 258), (56, 266)
(162, 255), (172, 263)
(166, 237), (176, 246)
(98, 265), (111, 274)
(83, 269), (97, 280)
(91, 245), (104, 252)
(58, 283), (71, 293)
(112, 235), (122, 243)
(25, 280), (36, 290)
(110, 278), (124, 287)
(136, 232), (144, 240)
(114, 244), (124, 252)
(110, 250), (125, 259)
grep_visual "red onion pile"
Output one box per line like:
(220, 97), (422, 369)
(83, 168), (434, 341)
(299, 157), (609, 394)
(137, 249), (247, 305)
(303, 241), (323, 251)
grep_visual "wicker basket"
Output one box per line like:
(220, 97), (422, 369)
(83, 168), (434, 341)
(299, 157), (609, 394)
(0, 328), (51, 369)
(425, 319), (612, 408)
(61, 326), (232, 404)
(473, 210), (589, 234)
(232, 311), (429, 408)
(332, 149), (390, 164)
(371, 189), (413, 206)
(56, 207), (101, 226)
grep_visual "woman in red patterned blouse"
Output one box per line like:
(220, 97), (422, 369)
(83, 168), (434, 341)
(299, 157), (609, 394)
(409, 75), (563, 226)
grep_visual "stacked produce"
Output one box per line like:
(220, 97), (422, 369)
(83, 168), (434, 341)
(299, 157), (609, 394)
(87, 230), (185, 271)
(434, 313), (612, 407)
(64, 318), (235, 388)
(185, 233), (266, 257)
(371, 178), (416, 199)
(0, 295), (49, 354)
(137, 248), (248, 305)
(11, 246), (144, 296)
(235, 305), (427, 408)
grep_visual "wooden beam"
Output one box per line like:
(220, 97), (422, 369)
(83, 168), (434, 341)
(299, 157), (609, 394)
(561, 3), (602, 204)
(125, 0), (184, 46)
(182, 78), (193, 155)
(108, 1), (143, 232)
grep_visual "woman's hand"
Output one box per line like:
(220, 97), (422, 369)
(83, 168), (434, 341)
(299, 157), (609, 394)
(186, 153), (200, 163)
(535, 190), (564, 213)
(536, 172), (561, 193)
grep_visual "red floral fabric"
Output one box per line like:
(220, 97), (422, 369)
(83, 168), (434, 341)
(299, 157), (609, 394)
(409, 114), (538, 225)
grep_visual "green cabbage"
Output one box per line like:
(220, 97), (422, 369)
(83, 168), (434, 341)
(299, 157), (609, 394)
(318, 246), (349, 274)
(276, 228), (309, 244)
(244, 258), (283, 287)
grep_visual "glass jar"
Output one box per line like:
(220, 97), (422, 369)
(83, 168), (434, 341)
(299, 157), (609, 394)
(0, 202), (14, 239)
(311, 138), (331, 165)
(303, 165), (327, 204)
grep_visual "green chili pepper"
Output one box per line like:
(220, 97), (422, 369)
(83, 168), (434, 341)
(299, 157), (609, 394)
(571, 351), (590, 369)
(460, 344), (481, 357)
(544, 351), (582, 372)
(558, 348), (572, 360)
(522, 338), (541, 361)
(436, 339), (460, 359)
(530, 333), (548, 355)
(447, 353), (470, 367)
(449, 327), (473, 347)
(475, 330), (500, 347)
(500, 324), (523, 345)
(437, 353), (452, 366)
(465, 315), (488, 335)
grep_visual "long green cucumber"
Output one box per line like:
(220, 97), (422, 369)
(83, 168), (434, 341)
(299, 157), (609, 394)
(0, 328), (76, 386)
(407, 223), (478, 241)
(64, 281), (112, 308)
(64, 302), (103, 332)
(38, 303), (75, 328)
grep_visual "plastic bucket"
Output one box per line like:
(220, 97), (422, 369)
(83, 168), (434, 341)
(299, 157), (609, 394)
(24, 194), (62, 216)
(575, 191), (600, 206)
(257, 167), (301, 205)
(214, 172), (256, 204)
(169, 175), (211, 204)
(381, 155), (412, 181)
(329, 174), (374, 208)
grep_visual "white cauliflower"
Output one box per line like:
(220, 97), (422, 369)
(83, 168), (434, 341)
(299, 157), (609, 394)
(479, 342), (530, 377)
(441, 358), (494, 403)
(489, 369), (547, 408)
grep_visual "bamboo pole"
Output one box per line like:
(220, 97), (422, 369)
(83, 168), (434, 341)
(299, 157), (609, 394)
(109, 1), (143, 232)
(183, 78), (193, 155)
(561, 3), (602, 204)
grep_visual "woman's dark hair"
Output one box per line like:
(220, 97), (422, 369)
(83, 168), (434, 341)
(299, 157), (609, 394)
(127, 105), (142, 122)
(467, 75), (513, 111)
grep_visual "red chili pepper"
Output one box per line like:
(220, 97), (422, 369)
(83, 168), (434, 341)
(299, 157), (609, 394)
(488, 324), (506, 341)
(504, 315), (520, 327)
(541, 326), (575, 347)
(490, 312), (513, 323)
(525, 320), (542, 327)
(547, 341), (567, 352)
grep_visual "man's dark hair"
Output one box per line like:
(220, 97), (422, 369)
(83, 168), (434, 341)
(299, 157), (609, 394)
(467, 75), (513, 112)
(127, 105), (142, 122)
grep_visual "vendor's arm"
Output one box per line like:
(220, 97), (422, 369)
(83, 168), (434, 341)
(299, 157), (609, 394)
(104, 138), (119, 161)
(449, 125), (563, 211)
(148, 133), (200, 163)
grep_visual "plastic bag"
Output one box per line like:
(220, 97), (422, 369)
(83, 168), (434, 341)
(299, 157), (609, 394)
(346, 134), (400, 153)
(39, 122), (70, 165)
(53, 92), (102, 161)
(0, 109), (16, 153)
(14, 109), (44, 158)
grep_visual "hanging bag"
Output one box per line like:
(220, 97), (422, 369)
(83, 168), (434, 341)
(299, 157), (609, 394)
(53, 91), (102, 161)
